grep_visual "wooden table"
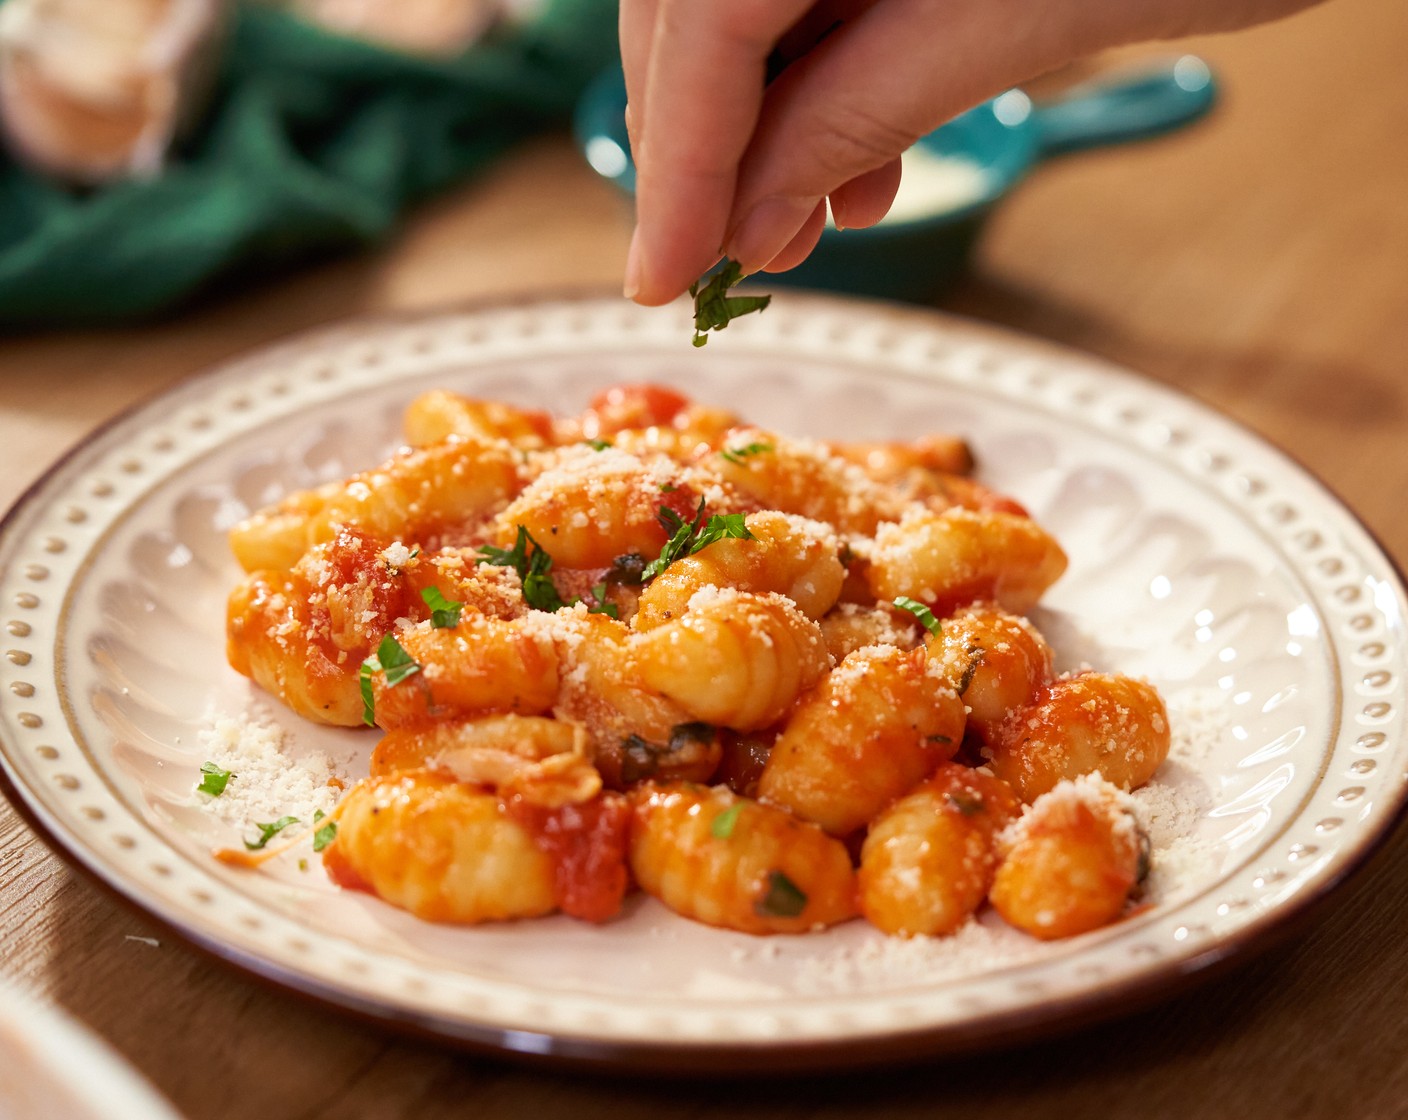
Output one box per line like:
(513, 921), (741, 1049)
(2, 0), (1406, 1115)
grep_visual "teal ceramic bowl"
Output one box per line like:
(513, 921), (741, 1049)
(575, 57), (1217, 302)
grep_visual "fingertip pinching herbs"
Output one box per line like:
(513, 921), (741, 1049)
(689, 259), (771, 347)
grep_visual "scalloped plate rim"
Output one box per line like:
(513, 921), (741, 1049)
(1, 292), (1405, 1070)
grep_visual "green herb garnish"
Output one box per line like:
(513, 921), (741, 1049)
(197, 761), (232, 797)
(476, 525), (569, 612)
(692, 512), (753, 553)
(755, 870), (808, 918)
(719, 441), (773, 465)
(642, 499), (755, 581)
(585, 581), (619, 619)
(946, 792), (984, 817)
(711, 802), (744, 840)
(689, 259), (772, 347)
(475, 524), (533, 571)
(642, 499), (706, 581)
(420, 586), (463, 629)
(312, 809), (337, 853)
(585, 438), (612, 451)
(244, 815), (300, 851)
(894, 596), (942, 638)
(359, 633), (422, 727)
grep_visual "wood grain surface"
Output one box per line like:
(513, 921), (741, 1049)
(1, 1), (1405, 1116)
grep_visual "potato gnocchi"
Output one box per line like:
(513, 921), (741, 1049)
(225, 384), (1170, 940)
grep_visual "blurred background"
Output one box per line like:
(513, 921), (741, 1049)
(0, 0), (1402, 534)
(1, 1), (1406, 1118)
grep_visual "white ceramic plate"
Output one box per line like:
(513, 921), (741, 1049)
(0, 979), (184, 1120)
(2, 295), (1405, 1070)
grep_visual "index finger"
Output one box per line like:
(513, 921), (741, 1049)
(626, 0), (814, 305)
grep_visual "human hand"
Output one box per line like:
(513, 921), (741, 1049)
(620, 0), (1321, 305)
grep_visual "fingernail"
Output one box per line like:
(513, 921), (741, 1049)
(623, 227), (643, 301)
(727, 196), (821, 273)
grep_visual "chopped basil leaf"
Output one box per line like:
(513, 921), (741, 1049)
(642, 498), (708, 581)
(711, 801), (744, 840)
(946, 792), (984, 817)
(420, 586), (463, 629)
(197, 761), (232, 797)
(642, 501), (755, 581)
(690, 513), (754, 554)
(312, 810), (338, 853)
(755, 870), (808, 918)
(719, 441), (773, 465)
(659, 482), (678, 493)
(475, 524), (533, 571)
(522, 562), (568, 612)
(244, 815), (300, 851)
(376, 634), (420, 685)
(359, 633), (421, 727)
(689, 259), (772, 347)
(476, 525), (568, 612)
(358, 659), (377, 726)
(656, 501), (693, 536)
(894, 596), (942, 638)
(584, 438), (613, 451)
(585, 581), (619, 619)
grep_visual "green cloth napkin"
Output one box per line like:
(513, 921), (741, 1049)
(0, 0), (619, 329)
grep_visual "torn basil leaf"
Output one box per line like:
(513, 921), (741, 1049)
(477, 525), (569, 612)
(197, 761), (232, 797)
(420, 586), (463, 629)
(894, 595), (942, 638)
(755, 870), (808, 918)
(359, 633), (421, 727)
(689, 259), (772, 347)
(711, 801), (744, 840)
(719, 441), (773, 465)
(244, 815), (300, 852)
(312, 810), (338, 853)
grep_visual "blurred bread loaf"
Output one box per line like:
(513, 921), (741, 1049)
(0, 0), (228, 183)
(282, 0), (499, 57)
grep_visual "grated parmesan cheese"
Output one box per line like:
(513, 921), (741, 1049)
(195, 707), (345, 830)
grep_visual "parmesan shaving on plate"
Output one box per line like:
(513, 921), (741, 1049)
(195, 707), (347, 829)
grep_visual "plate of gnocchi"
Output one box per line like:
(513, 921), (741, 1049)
(1, 294), (1405, 1070)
